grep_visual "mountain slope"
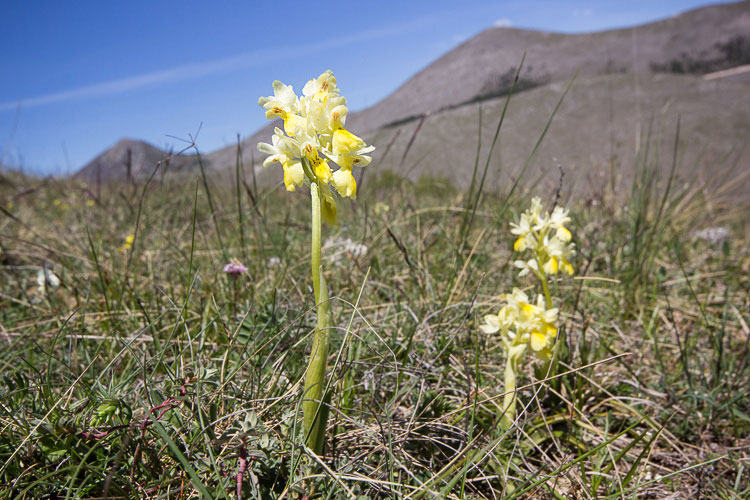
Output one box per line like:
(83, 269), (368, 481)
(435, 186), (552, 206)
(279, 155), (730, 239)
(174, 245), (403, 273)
(204, 1), (750, 176)
(235, 72), (749, 199)
(362, 72), (750, 197)
(346, 0), (750, 134)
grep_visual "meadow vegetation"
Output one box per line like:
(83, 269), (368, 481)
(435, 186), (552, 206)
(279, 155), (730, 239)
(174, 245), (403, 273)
(0, 107), (749, 499)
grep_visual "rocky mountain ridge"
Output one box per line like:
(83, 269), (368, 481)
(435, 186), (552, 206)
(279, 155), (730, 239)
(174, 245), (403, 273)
(75, 1), (750, 195)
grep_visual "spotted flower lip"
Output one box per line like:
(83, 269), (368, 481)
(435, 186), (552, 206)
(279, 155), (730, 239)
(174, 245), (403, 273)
(256, 71), (375, 218)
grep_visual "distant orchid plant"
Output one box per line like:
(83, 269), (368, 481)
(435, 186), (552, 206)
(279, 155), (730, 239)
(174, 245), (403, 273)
(482, 197), (576, 429)
(257, 70), (374, 455)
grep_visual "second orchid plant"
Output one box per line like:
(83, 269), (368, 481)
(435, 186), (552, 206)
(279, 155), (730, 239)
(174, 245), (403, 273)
(481, 197), (576, 429)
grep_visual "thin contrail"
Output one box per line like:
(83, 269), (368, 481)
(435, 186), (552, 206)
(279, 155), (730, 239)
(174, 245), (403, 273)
(0, 15), (438, 112)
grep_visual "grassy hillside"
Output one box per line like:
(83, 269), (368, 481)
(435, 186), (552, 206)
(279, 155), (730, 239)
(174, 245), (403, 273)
(1, 149), (748, 497)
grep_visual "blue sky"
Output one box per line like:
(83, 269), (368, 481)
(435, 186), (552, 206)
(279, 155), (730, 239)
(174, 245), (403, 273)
(0, 0), (724, 175)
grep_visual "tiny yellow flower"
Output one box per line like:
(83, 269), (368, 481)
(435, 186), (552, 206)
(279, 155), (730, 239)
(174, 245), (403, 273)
(327, 130), (375, 174)
(121, 234), (135, 252)
(282, 161), (305, 192)
(374, 202), (390, 216)
(529, 330), (548, 352)
(556, 225), (572, 242)
(86, 200), (95, 207)
(303, 145), (332, 184)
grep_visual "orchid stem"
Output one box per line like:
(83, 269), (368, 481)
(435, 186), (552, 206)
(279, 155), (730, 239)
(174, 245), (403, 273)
(303, 181), (331, 455)
(501, 352), (518, 430)
(540, 272), (553, 309)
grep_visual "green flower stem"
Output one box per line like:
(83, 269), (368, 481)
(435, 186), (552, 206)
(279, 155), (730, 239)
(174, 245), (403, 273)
(310, 181), (323, 302)
(534, 249), (553, 309)
(303, 181), (331, 455)
(540, 270), (553, 309)
(501, 345), (525, 430)
(536, 255), (558, 381)
(501, 354), (517, 430)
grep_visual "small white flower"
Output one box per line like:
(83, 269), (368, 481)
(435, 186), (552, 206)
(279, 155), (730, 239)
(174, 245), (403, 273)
(549, 206), (572, 241)
(342, 238), (368, 258)
(257, 129), (306, 191)
(514, 258), (538, 277)
(323, 237), (368, 265)
(36, 268), (60, 294)
(257, 128), (299, 166)
(692, 227), (729, 245)
(258, 81), (303, 136)
(332, 168), (357, 199)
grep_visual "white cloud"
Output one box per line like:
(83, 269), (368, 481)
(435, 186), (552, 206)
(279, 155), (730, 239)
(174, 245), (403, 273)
(451, 33), (468, 43)
(494, 17), (512, 28)
(0, 51), (267, 112)
(0, 59), (244, 111)
(573, 8), (593, 17)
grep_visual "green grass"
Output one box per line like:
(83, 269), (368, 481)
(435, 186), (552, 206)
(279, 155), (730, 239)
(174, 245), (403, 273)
(0, 143), (748, 499)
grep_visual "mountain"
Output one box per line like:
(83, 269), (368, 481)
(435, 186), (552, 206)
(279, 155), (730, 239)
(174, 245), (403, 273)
(202, 1), (750, 190)
(77, 2), (750, 197)
(75, 138), (199, 183)
(344, 0), (750, 134)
